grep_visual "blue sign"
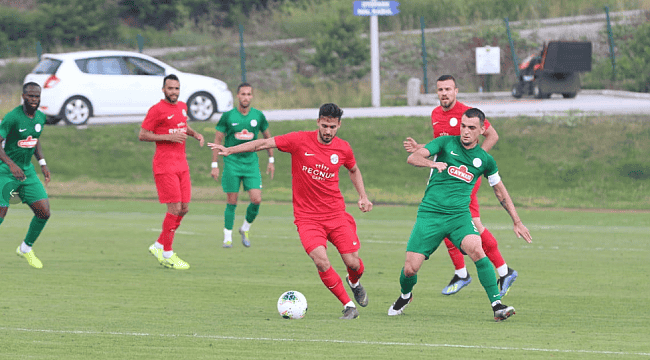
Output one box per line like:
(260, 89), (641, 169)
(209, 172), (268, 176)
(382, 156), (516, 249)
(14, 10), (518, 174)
(353, 1), (400, 16)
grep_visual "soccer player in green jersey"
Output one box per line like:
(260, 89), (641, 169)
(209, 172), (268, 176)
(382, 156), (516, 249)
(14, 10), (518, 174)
(388, 108), (532, 321)
(211, 83), (274, 248)
(0, 82), (51, 269)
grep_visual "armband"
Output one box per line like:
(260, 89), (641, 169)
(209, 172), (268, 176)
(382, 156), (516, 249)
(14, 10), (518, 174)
(268, 157), (275, 164)
(38, 159), (47, 166)
(211, 162), (219, 168)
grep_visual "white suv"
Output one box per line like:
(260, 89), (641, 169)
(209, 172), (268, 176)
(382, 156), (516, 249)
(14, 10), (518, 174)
(24, 50), (233, 125)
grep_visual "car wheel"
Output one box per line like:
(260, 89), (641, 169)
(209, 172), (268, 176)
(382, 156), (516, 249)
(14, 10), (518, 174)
(533, 84), (545, 99)
(45, 116), (62, 125)
(512, 84), (523, 99)
(562, 92), (577, 98)
(61, 96), (92, 125)
(187, 92), (216, 121)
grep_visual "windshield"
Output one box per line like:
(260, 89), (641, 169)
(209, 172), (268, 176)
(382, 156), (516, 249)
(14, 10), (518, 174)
(31, 58), (62, 74)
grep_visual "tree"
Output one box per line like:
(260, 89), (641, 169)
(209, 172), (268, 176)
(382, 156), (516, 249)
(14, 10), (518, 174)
(307, 7), (369, 77)
(118, 0), (184, 31)
(37, 0), (119, 47)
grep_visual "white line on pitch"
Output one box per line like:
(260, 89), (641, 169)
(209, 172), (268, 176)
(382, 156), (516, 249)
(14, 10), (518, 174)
(1, 327), (648, 357)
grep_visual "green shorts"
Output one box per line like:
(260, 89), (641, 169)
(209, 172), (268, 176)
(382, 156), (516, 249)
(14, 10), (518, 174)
(406, 211), (478, 259)
(221, 161), (262, 193)
(0, 166), (48, 207)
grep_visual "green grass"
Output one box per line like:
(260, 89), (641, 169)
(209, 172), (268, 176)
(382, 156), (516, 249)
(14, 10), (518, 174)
(1, 199), (649, 359)
(30, 115), (650, 210)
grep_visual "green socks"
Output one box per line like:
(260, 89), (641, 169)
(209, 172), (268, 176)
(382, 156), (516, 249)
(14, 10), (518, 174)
(399, 267), (418, 294)
(24, 216), (48, 247)
(245, 203), (260, 223)
(224, 203), (236, 230)
(475, 256), (501, 302)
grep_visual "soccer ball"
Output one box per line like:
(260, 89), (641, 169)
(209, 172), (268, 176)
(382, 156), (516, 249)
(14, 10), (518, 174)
(277, 290), (308, 319)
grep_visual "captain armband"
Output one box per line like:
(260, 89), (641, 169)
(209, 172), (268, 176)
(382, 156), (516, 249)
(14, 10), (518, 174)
(488, 172), (501, 187)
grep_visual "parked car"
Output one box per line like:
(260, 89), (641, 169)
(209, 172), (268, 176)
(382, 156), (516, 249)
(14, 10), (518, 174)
(24, 50), (234, 125)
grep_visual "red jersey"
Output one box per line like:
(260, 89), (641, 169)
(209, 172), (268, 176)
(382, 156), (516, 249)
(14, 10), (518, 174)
(141, 100), (190, 174)
(430, 101), (491, 138)
(274, 131), (356, 219)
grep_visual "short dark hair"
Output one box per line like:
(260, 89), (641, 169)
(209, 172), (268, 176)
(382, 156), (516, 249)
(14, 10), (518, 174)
(163, 74), (179, 87)
(237, 82), (252, 93)
(318, 103), (343, 119)
(463, 108), (486, 126)
(436, 75), (457, 87)
(23, 82), (41, 94)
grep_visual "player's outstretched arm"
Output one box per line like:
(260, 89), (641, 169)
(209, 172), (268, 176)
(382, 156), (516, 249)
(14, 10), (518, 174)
(138, 128), (186, 143)
(210, 131), (225, 180)
(407, 147), (447, 173)
(403, 137), (425, 153)
(261, 129), (275, 180)
(209, 137), (277, 157)
(347, 164), (373, 213)
(492, 181), (532, 243)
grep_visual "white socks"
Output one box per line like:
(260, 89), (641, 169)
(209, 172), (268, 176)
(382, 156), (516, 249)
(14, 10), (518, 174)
(241, 220), (251, 232)
(154, 242), (164, 250)
(223, 229), (232, 243)
(20, 242), (32, 254)
(496, 264), (509, 277)
(455, 268), (468, 278)
(163, 250), (173, 259)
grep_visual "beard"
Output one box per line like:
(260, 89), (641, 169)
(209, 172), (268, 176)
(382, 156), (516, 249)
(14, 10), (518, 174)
(319, 132), (334, 144)
(24, 101), (40, 115)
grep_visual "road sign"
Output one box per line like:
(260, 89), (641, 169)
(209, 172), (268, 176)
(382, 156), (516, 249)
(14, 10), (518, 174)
(353, 1), (400, 16)
(476, 46), (501, 74)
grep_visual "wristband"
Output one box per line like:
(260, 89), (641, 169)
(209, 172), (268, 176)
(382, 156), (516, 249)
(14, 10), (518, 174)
(211, 162), (219, 168)
(268, 157), (275, 164)
(38, 159), (47, 166)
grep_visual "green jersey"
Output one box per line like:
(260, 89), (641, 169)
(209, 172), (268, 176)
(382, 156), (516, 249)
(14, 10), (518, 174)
(419, 136), (499, 215)
(216, 107), (269, 166)
(0, 105), (46, 171)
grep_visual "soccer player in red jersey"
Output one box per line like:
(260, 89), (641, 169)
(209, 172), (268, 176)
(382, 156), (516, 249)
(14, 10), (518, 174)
(209, 103), (373, 320)
(403, 75), (518, 297)
(139, 74), (205, 270)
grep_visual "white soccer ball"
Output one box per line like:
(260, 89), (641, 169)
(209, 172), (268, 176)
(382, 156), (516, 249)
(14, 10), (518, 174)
(277, 290), (308, 319)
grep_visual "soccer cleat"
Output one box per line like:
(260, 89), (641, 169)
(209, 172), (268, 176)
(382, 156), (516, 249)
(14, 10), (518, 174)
(441, 274), (472, 295)
(148, 244), (163, 262)
(493, 303), (516, 321)
(339, 306), (359, 320)
(16, 246), (43, 269)
(497, 267), (518, 297)
(222, 240), (233, 248)
(239, 228), (251, 247)
(346, 275), (368, 307)
(388, 293), (412, 316)
(160, 253), (190, 270)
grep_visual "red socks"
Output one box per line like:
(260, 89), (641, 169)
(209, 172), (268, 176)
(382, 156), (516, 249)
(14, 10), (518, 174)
(481, 228), (505, 268)
(347, 258), (365, 284)
(160, 213), (182, 252)
(445, 238), (466, 270)
(318, 267), (351, 305)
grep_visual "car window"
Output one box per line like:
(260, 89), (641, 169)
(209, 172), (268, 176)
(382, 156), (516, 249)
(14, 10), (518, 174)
(31, 58), (62, 74)
(78, 57), (128, 75)
(124, 57), (165, 76)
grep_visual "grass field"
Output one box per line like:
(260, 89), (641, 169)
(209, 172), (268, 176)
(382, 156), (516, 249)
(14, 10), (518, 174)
(1, 199), (648, 359)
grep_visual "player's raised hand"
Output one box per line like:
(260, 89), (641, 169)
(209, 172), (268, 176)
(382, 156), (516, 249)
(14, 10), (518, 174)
(513, 222), (532, 243)
(403, 137), (420, 153)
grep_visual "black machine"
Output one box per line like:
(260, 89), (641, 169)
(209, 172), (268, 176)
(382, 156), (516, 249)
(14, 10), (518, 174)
(511, 41), (592, 99)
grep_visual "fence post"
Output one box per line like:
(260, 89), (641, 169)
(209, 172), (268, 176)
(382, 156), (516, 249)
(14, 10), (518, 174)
(504, 17), (519, 79)
(604, 6), (616, 81)
(136, 34), (144, 53)
(420, 17), (428, 94)
(35, 41), (42, 62)
(239, 24), (246, 83)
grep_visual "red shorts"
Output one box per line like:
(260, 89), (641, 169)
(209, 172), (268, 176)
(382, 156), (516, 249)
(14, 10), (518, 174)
(469, 176), (481, 218)
(294, 211), (360, 255)
(154, 170), (191, 204)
